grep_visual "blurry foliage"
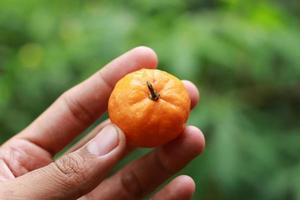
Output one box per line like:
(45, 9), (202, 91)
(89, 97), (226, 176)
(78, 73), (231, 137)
(1, 0), (300, 199)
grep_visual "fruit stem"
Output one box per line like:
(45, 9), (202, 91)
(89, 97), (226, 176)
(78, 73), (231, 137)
(147, 81), (160, 101)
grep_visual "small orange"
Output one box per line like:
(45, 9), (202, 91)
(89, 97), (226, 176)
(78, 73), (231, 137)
(108, 68), (191, 147)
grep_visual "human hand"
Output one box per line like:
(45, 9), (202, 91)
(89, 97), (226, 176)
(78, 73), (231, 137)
(0, 47), (205, 200)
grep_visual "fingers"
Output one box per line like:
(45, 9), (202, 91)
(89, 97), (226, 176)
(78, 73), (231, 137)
(67, 80), (200, 153)
(8, 124), (127, 200)
(16, 46), (158, 155)
(182, 80), (200, 109)
(151, 175), (195, 200)
(83, 126), (205, 200)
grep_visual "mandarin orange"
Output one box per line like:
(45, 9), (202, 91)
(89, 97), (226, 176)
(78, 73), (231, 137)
(108, 69), (191, 147)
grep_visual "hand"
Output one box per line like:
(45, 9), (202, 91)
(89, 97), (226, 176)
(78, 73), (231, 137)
(0, 47), (205, 200)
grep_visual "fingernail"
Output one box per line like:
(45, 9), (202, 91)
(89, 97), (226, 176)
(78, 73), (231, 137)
(87, 124), (119, 156)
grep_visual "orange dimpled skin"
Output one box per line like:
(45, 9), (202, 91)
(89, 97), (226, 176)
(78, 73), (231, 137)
(108, 69), (191, 147)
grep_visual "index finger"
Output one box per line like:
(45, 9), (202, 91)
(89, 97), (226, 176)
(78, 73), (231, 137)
(16, 46), (158, 155)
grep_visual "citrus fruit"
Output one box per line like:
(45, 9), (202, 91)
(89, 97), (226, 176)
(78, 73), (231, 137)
(108, 69), (191, 147)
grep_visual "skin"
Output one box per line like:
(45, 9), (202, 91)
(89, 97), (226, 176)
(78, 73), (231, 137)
(0, 47), (205, 200)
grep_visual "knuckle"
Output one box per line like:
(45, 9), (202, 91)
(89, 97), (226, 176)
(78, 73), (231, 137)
(61, 91), (95, 124)
(53, 153), (87, 187)
(120, 170), (144, 199)
(153, 151), (175, 175)
(98, 70), (113, 90)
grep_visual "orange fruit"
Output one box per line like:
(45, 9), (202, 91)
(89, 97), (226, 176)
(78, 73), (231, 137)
(108, 69), (191, 147)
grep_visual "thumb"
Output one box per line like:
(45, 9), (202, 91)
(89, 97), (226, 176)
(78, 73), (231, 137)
(8, 124), (126, 200)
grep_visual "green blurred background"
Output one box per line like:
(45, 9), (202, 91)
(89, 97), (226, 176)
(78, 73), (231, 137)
(1, 0), (300, 199)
